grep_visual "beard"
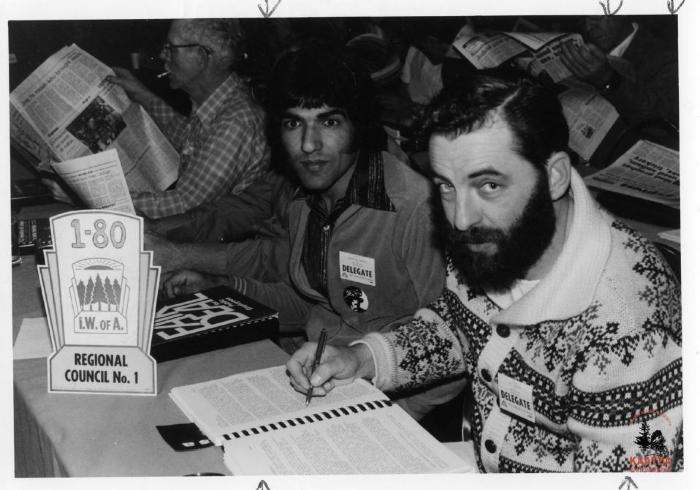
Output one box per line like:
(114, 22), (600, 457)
(443, 171), (556, 293)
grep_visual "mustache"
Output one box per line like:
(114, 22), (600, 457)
(447, 226), (506, 245)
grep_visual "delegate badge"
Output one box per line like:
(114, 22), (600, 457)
(38, 210), (160, 395)
(339, 251), (376, 287)
(497, 373), (535, 422)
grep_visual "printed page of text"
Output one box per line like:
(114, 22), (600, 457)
(51, 149), (135, 214)
(170, 365), (387, 444)
(223, 405), (475, 475)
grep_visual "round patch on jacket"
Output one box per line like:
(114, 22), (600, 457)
(343, 286), (368, 313)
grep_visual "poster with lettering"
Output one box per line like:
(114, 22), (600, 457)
(38, 210), (159, 395)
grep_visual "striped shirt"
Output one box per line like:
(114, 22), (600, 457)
(132, 73), (269, 218)
(300, 150), (395, 297)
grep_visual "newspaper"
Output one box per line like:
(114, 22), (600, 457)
(527, 33), (583, 83)
(559, 87), (619, 161)
(51, 149), (135, 214)
(452, 26), (582, 82)
(10, 44), (179, 194)
(584, 140), (680, 209)
(452, 25), (527, 69)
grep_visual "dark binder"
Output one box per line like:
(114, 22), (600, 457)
(150, 285), (279, 362)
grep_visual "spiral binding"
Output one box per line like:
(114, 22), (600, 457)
(223, 399), (392, 441)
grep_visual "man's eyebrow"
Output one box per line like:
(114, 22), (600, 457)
(280, 108), (348, 120)
(317, 109), (347, 119)
(467, 168), (505, 179)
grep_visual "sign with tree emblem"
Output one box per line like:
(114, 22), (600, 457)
(38, 210), (159, 395)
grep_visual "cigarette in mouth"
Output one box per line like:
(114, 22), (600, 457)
(157, 71), (169, 79)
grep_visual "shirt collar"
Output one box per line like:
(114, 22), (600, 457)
(190, 73), (241, 127)
(294, 150), (396, 212)
(486, 278), (539, 311)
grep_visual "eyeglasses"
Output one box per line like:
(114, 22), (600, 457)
(160, 43), (212, 56)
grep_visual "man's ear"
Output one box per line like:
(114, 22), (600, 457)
(545, 151), (571, 201)
(196, 47), (211, 70)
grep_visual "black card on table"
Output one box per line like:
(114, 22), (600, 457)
(156, 423), (214, 452)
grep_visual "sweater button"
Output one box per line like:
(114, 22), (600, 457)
(481, 368), (492, 382)
(496, 325), (510, 338)
(485, 439), (497, 453)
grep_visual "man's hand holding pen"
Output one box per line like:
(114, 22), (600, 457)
(304, 329), (328, 406)
(286, 338), (376, 399)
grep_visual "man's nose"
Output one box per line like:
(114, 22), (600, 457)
(301, 126), (321, 153)
(452, 196), (481, 232)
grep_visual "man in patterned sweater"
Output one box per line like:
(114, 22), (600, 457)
(109, 19), (269, 218)
(287, 75), (682, 472)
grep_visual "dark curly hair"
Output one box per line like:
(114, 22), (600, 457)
(418, 74), (569, 169)
(265, 39), (385, 152)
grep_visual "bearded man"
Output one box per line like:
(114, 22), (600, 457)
(286, 74), (682, 472)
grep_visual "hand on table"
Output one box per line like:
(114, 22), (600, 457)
(286, 342), (375, 399)
(159, 269), (220, 300)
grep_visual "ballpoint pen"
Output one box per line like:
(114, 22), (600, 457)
(305, 328), (327, 406)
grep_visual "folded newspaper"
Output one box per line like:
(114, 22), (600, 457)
(10, 44), (179, 211)
(452, 25), (583, 83)
(584, 140), (680, 209)
(558, 85), (620, 162)
(51, 149), (136, 214)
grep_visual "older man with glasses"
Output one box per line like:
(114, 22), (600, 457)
(108, 18), (269, 218)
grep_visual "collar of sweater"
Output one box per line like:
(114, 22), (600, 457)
(488, 168), (612, 325)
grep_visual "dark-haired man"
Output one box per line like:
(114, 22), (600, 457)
(287, 75), (682, 472)
(159, 42), (459, 419)
(108, 18), (269, 218)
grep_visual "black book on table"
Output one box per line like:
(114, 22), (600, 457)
(150, 285), (279, 363)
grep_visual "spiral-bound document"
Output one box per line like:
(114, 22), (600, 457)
(169, 365), (472, 474)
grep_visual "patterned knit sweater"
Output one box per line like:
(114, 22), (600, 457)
(359, 171), (682, 472)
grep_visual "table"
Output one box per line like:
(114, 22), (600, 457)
(14, 340), (288, 477)
(11, 194), (680, 477)
(12, 212), (289, 477)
